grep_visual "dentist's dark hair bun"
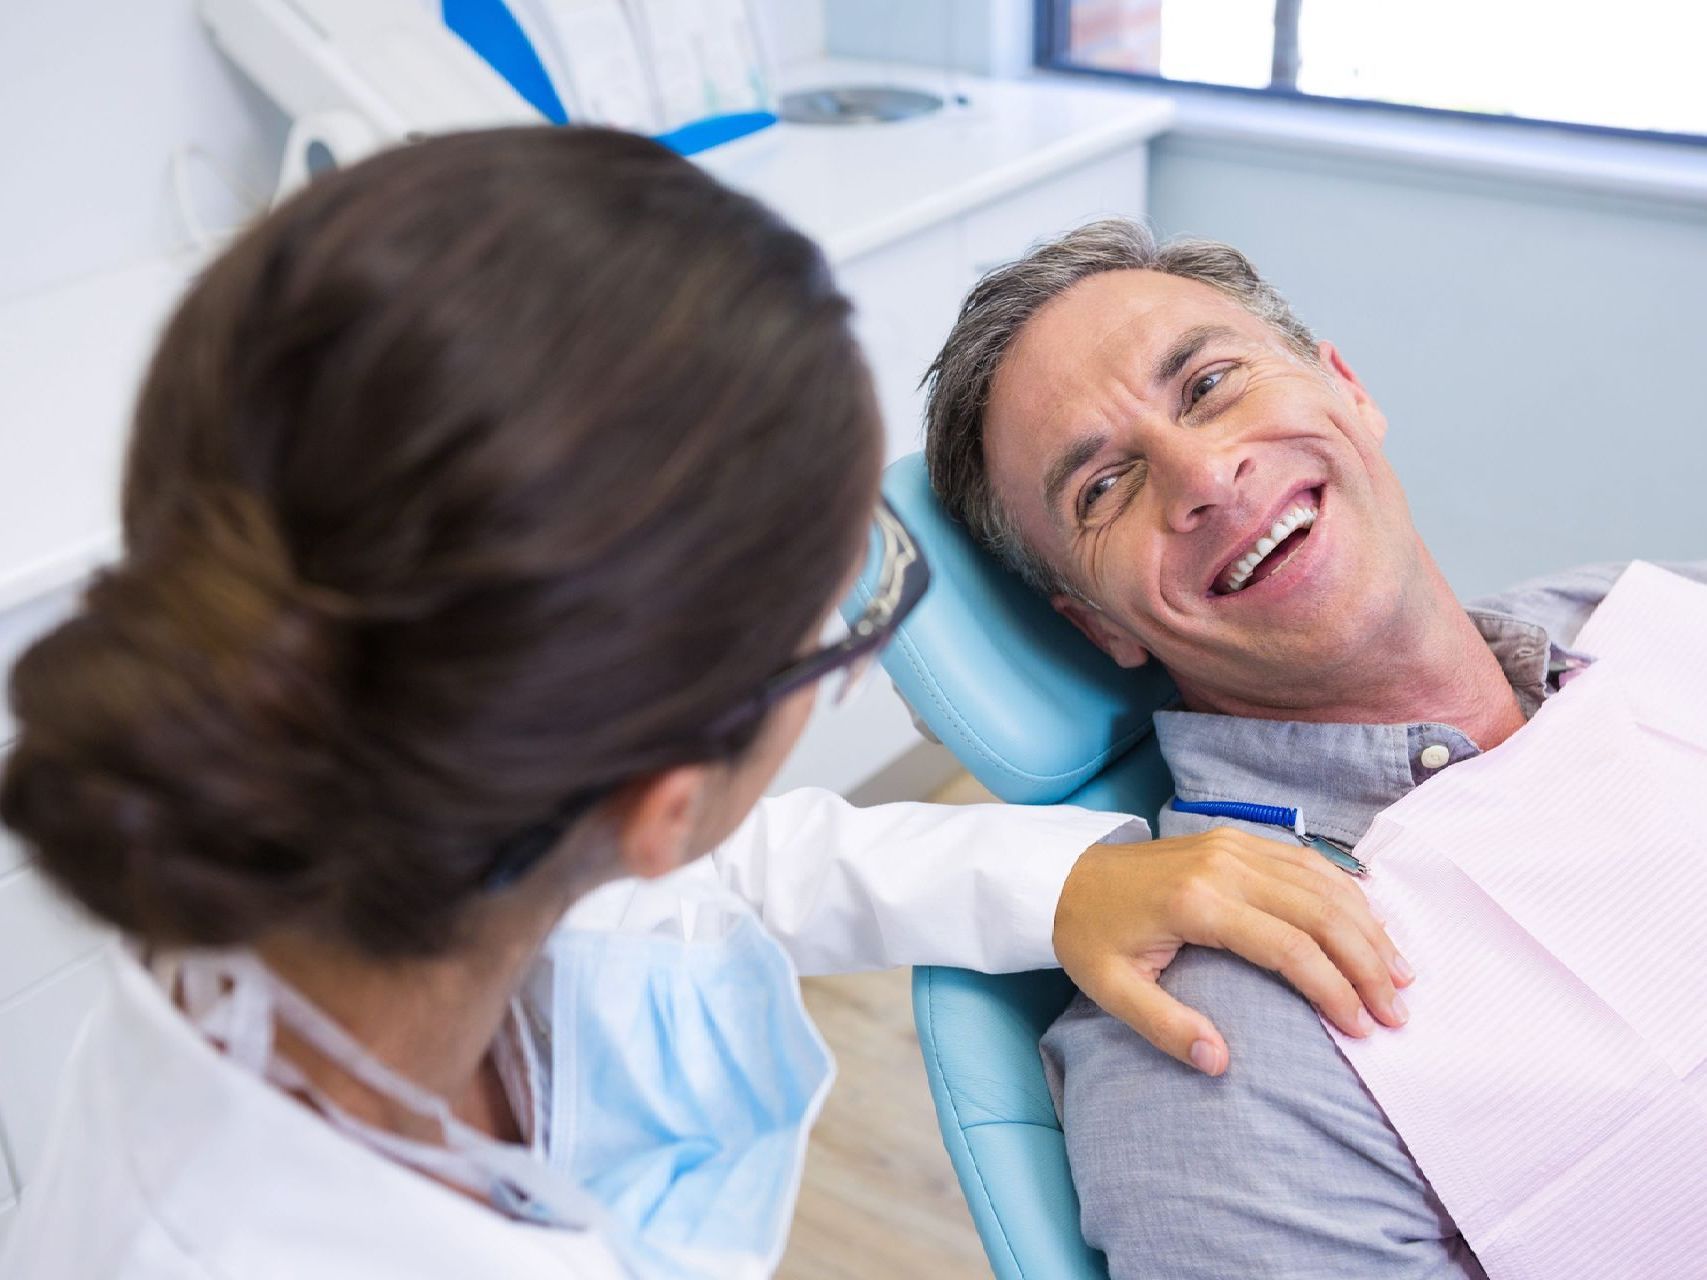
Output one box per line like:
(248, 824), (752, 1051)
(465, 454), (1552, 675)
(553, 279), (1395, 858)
(0, 128), (880, 955)
(2, 504), (355, 947)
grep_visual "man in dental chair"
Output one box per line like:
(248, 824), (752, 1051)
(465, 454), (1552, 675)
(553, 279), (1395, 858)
(922, 219), (1704, 1280)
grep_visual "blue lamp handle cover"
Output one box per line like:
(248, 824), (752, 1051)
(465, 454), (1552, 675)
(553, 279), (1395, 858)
(653, 111), (778, 155)
(444, 0), (778, 155)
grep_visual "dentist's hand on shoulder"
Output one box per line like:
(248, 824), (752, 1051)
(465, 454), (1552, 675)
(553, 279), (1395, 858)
(1052, 828), (1413, 1076)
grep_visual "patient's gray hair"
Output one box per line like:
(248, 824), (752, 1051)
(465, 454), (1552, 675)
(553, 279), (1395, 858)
(922, 219), (1316, 596)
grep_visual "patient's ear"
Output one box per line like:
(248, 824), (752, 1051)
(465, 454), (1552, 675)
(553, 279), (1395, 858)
(1052, 594), (1152, 669)
(1319, 340), (1388, 444)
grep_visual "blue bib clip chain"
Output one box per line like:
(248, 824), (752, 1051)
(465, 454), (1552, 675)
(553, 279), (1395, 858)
(1169, 799), (1368, 876)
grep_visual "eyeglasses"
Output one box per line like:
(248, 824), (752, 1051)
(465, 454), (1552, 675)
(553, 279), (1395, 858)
(704, 498), (930, 738)
(480, 499), (930, 890)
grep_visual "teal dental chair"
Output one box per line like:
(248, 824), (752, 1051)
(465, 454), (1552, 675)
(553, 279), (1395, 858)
(846, 454), (1180, 1280)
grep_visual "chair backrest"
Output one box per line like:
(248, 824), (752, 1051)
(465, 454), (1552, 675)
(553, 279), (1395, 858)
(852, 454), (1175, 804)
(847, 453), (1179, 1280)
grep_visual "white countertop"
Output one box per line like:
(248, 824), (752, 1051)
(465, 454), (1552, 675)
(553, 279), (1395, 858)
(703, 59), (1172, 264)
(0, 62), (1171, 612)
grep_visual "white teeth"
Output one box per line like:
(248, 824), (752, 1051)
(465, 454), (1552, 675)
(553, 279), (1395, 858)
(1221, 504), (1318, 592)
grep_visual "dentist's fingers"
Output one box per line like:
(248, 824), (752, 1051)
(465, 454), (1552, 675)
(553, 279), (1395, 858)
(1250, 852), (1414, 992)
(1073, 960), (1230, 1077)
(1235, 876), (1408, 1030)
(1051, 829), (1412, 1074)
(1212, 832), (1412, 986)
(1193, 900), (1372, 1039)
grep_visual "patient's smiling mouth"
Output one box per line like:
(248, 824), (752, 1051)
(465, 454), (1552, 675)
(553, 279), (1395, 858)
(1212, 486), (1324, 596)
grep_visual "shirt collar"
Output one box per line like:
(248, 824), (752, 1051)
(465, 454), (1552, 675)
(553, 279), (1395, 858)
(1152, 608), (1590, 846)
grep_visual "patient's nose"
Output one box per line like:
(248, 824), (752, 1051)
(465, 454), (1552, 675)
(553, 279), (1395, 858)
(1157, 442), (1253, 534)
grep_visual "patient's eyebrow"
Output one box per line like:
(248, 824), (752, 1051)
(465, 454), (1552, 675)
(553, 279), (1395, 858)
(1042, 430), (1110, 519)
(1038, 326), (1241, 520)
(1153, 324), (1239, 387)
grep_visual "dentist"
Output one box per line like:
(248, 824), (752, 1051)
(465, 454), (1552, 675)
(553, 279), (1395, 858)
(0, 128), (1398, 1279)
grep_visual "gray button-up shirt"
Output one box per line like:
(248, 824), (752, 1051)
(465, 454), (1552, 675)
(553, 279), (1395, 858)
(1042, 561), (1706, 1280)
(1154, 604), (1588, 851)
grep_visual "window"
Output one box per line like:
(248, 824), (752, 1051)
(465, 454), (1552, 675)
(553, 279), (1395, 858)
(1039, 1), (1707, 145)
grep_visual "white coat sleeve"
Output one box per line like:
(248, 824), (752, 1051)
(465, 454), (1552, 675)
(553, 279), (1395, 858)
(702, 787), (1148, 977)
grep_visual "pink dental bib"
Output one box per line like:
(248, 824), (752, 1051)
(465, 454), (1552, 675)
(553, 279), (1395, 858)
(1332, 562), (1707, 1280)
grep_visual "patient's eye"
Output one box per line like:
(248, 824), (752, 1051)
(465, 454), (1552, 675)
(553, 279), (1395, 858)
(1188, 366), (1229, 407)
(1081, 462), (1146, 518)
(1084, 473), (1120, 511)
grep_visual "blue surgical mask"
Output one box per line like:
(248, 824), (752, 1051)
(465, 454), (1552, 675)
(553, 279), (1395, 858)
(531, 873), (835, 1280)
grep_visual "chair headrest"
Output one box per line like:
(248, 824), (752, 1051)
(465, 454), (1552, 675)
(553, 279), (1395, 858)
(848, 453), (1175, 805)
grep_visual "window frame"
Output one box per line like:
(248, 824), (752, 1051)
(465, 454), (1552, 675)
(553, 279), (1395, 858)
(1033, 0), (1707, 151)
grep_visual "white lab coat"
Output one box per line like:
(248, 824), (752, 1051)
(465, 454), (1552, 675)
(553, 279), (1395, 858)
(1, 788), (1139, 1280)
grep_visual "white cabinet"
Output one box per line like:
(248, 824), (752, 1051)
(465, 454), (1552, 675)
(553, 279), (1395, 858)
(848, 146), (1152, 468)
(840, 217), (968, 466)
(959, 148), (1150, 281)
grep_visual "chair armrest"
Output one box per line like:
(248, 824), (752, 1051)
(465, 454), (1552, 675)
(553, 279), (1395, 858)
(913, 966), (1110, 1280)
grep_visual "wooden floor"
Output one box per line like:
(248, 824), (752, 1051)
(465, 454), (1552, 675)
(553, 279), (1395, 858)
(777, 773), (998, 1280)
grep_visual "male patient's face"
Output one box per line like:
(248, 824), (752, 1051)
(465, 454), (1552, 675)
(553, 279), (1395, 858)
(983, 269), (1423, 713)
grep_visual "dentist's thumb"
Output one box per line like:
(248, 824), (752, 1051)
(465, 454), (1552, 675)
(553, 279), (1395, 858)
(1073, 962), (1230, 1076)
(1052, 836), (1247, 1076)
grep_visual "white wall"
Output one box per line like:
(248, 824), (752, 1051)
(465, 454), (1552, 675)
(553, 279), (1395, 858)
(822, 0), (1032, 76)
(0, 0), (829, 306)
(752, 0), (825, 67)
(0, 2), (288, 302)
(1145, 134), (1707, 599)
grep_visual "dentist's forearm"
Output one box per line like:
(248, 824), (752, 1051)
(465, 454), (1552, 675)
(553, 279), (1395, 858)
(710, 788), (1141, 975)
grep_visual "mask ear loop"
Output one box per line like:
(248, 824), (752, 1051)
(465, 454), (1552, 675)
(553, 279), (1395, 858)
(173, 949), (470, 1145)
(175, 951), (626, 1241)
(175, 950), (277, 1073)
(267, 979), (628, 1243)
(171, 953), (216, 1017)
(260, 962), (470, 1135)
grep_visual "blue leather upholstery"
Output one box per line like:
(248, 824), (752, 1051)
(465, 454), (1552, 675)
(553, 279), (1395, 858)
(847, 454), (1179, 1280)
(853, 454), (1175, 805)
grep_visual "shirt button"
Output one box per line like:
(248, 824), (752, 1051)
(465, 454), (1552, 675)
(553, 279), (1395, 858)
(1419, 743), (1451, 770)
